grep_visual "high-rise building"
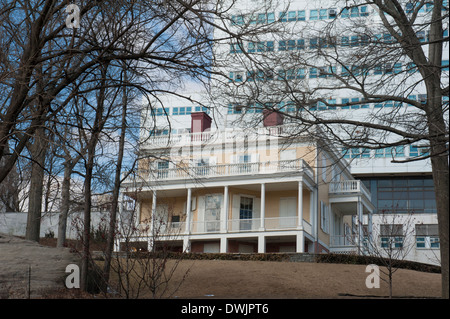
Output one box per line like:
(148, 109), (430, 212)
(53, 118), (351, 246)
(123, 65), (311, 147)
(120, 0), (447, 265)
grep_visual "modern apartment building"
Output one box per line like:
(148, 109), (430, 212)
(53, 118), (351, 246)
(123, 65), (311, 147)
(119, 0), (447, 265)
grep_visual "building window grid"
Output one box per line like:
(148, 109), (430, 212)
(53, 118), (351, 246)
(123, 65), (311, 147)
(233, 5), (375, 27)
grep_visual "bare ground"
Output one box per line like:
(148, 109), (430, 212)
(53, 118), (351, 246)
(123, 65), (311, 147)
(0, 233), (80, 298)
(157, 259), (442, 299)
(0, 234), (442, 299)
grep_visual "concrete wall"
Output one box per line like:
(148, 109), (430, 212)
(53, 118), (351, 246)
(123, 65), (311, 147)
(0, 211), (109, 239)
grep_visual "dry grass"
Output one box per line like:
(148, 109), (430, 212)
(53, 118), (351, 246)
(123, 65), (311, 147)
(31, 237), (442, 299)
(96, 258), (441, 299)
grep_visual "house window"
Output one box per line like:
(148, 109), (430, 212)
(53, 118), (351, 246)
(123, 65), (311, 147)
(170, 215), (181, 228)
(157, 161), (169, 179)
(195, 158), (210, 176)
(240, 197), (253, 230)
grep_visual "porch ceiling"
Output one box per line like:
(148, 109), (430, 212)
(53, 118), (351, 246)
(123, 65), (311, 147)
(130, 181), (304, 199)
(331, 202), (371, 215)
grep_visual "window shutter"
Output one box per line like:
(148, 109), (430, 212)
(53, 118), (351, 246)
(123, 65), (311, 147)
(254, 197), (261, 219)
(197, 196), (205, 233)
(231, 194), (241, 231)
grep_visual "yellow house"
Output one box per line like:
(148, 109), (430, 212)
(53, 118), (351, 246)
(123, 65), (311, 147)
(119, 111), (374, 254)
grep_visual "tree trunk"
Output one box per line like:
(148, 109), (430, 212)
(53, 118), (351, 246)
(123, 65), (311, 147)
(430, 154), (449, 299)
(57, 162), (73, 247)
(80, 149), (94, 292)
(25, 127), (48, 242)
(103, 69), (128, 288)
(80, 62), (108, 292)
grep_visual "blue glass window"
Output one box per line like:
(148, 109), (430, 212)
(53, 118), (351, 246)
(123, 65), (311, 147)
(360, 6), (369, 16)
(298, 10), (306, 21)
(288, 11), (297, 21)
(341, 98), (350, 109)
(341, 8), (349, 18)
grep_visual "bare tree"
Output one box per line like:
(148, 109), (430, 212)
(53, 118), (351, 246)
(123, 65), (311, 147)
(107, 193), (191, 299)
(211, 0), (448, 297)
(362, 211), (417, 298)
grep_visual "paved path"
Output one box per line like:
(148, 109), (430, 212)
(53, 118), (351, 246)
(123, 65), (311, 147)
(0, 233), (80, 298)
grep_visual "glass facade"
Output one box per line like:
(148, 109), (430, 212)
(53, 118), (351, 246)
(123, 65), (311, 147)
(360, 176), (436, 214)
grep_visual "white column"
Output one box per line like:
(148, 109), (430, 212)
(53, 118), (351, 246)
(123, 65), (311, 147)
(296, 231), (305, 253)
(151, 190), (157, 237)
(220, 237), (228, 253)
(368, 209), (373, 254)
(357, 198), (364, 254)
(186, 188), (192, 235)
(260, 183), (265, 230)
(222, 186), (229, 233)
(297, 180), (303, 229)
(183, 237), (191, 253)
(258, 235), (265, 253)
(310, 188), (316, 238)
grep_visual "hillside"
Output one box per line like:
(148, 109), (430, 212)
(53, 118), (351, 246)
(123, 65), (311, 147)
(152, 259), (442, 299)
(0, 234), (442, 299)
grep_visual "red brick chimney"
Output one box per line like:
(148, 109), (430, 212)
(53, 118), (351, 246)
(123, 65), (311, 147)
(191, 112), (212, 133)
(263, 109), (283, 127)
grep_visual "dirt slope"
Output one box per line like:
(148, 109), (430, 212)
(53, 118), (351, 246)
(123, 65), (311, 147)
(161, 259), (442, 299)
(0, 233), (80, 298)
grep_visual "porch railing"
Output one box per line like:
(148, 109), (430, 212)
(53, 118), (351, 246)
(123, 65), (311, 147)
(141, 217), (312, 236)
(148, 158), (314, 182)
(330, 235), (358, 247)
(329, 180), (371, 200)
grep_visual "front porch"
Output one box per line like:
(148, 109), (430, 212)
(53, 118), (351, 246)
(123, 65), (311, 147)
(328, 180), (374, 255)
(119, 172), (318, 253)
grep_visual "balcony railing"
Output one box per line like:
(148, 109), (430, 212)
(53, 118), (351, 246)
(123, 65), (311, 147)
(140, 216), (309, 236)
(330, 235), (357, 247)
(143, 124), (301, 149)
(147, 158), (314, 182)
(329, 180), (371, 200)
